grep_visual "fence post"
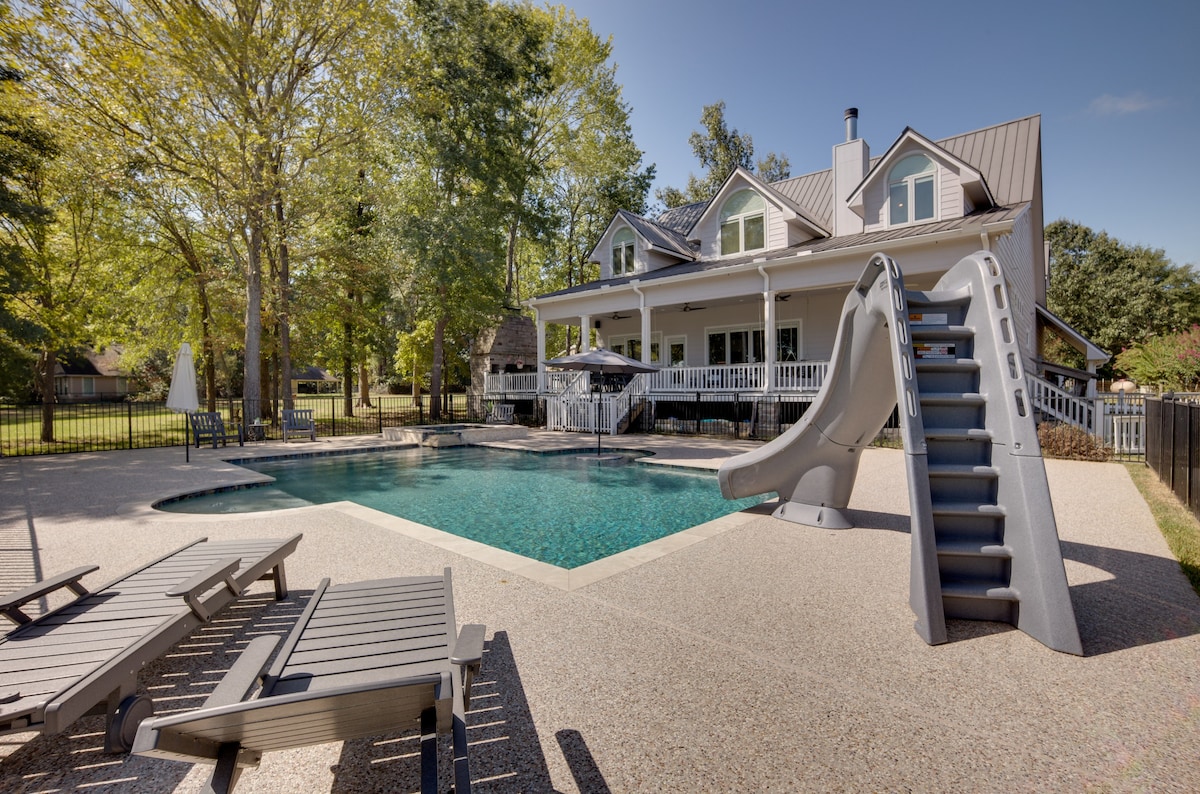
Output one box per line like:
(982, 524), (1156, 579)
(127, 401), (134, 450)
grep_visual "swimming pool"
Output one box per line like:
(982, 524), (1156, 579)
(158, 447), (767, 568)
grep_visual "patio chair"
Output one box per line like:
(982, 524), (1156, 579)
(281, 408), (316, 442)
(133, 569), (485, 794)
(0, 534), (302, 752)
(190, 412), (244, 449)
(485, 403), (515, 424)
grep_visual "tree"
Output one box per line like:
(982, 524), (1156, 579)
(388, 0), (541, 419)
(1046, 220), (1200, 370)
(15, 0), (375, 426)
(0, 67), (55, 399)
(656, 100), (789, 208)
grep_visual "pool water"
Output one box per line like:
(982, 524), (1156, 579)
(159, 447), (767, 568)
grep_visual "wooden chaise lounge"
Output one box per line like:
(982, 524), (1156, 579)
(0, 534), (302, 752)
(133, 569), (486, 794)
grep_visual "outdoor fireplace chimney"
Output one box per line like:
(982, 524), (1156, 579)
(833, 106), (867, 236)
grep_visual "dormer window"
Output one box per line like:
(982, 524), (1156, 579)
(720, 189), (765, 256)
(612, 227), (636, 276)
(888, 154), (936, 226)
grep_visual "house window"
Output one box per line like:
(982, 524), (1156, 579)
(706, 324), (799, 365)
(611, 333), (661, 363)
(82, 377), (95, 396)
(888, 154), (936, 226)
(667, 336), (686, 367)
(719, 189), (766, 256)
(611, 228), (636, 276)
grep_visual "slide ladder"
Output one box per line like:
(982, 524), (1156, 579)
(719, 251), (1082, 654)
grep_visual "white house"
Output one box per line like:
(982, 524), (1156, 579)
(493, 109), (1105, 434)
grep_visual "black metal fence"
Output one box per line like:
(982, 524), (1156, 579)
(1145, 396), (1200, 519)
(623, 393), (901, 442)
(0, 395), (545, 457)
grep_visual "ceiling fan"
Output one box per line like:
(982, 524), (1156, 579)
(681, 302), (706, 312)
(775, 293), (792, 302)
(609, 312), (632, 320)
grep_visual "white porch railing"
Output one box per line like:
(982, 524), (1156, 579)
(1028, 374), (1146, 455)
(775, 361), (829, 391)
(1030, 375), (1094, 430)
(484, 372), (538, 394)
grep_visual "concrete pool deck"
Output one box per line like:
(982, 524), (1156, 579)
(1, 433), (1198, 791)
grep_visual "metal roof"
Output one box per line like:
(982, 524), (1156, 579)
(619, 210), (696, 260)
(539, 203), (1029, 298)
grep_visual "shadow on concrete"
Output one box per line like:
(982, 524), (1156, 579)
(0, 588), (306, 792)
(812, 509), (1200, 657)
(333, 631), (610, 793)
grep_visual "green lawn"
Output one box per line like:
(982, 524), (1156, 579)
(0, 394), (469, 457)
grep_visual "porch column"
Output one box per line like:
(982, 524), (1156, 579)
(640, 307), (652, 364)
(579, 315), (591, 351)
(763, 290), (776, 392)
(536, 317), (546, 393)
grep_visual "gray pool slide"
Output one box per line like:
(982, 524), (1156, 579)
(719, 251), (1082, 655)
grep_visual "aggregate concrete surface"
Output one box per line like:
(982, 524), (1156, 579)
(0, 434), (1197, 792)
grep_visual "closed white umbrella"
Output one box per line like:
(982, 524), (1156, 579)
(166, 343), (199, 413)
(166, 343), (199, 459)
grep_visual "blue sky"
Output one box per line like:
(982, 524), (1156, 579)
(562, 0), (1199, 268)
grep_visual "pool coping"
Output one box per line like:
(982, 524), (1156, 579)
(122, 441), (775, 590)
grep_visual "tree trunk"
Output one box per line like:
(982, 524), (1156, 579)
(38, 348), (56, 443)
(430, 316), (446, 422)
(342, 318), (354, 417)
(357, 362), (373, 408)
(274, 175), (294, 411)
(504, 217), (518, 305)
(243, 205), (265, 430)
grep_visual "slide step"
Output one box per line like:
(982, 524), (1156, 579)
(940, 582), (1018, 602)
(936, 540), (1013, 558)
(920, 392), (985, 405)
(914, 358), (979, 372)
(931, 501), (1006, 517)
(924, 427), (992, 441)
(927, 464), (999, 479)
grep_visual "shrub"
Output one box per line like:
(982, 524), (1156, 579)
(1037, 422), (1111, 462)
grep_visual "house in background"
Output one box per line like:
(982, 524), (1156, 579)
(54, 347), (130, 402)
(491, 109), (1106, 435)
(292, 365), (340, 395)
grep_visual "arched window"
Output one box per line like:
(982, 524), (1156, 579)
(888, 154), (936, 226)
(611, 227), (635, 276)
(720, 190), (766, 256)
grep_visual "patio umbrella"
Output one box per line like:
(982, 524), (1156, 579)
(544, 348), (658, 454)
(166, 342), (199, 460)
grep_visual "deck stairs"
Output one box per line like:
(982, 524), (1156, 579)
(882, 252), (1081, 654)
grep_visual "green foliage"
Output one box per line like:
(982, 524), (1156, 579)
(1114, 326), (1200, 391)
(0, 68), (54, 397)
(1036, 422), (1112, 462)
(1046, 220), (1200, 374)
(656, 100), (789, 207)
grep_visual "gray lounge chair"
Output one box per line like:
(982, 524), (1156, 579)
(0, 535), (302, 752)
(281, 408), (316, 442)
(133, 569), (485, 794)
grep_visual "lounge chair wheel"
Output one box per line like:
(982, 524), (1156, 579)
(108, 694), (154, 753)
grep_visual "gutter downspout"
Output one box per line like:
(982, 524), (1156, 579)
(758, 265), (775, 393)
(534, 307), (546, 394)
(632, 281), (651, 365)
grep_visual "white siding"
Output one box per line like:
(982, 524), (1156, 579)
(939, 169), (963, 220)
(992, 207), (1038, 372)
